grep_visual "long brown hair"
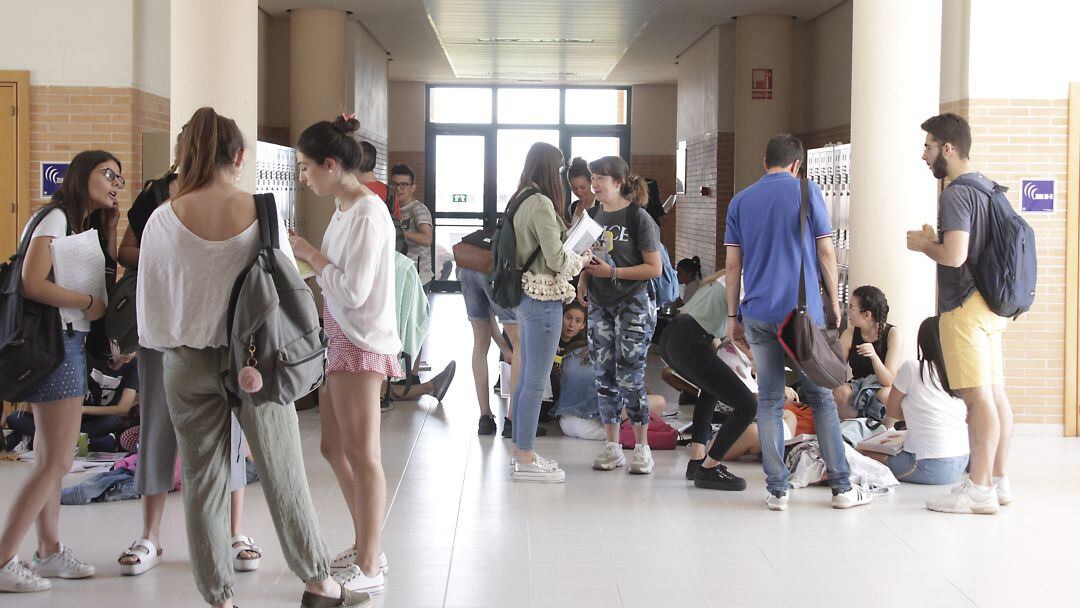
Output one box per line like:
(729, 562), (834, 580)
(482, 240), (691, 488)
(589, 156), (648, 206)
(175, 107), (245, 197)
(917, 316), (956, 397)
(51, 149), (122, 234)
(516, 142), (565, 218)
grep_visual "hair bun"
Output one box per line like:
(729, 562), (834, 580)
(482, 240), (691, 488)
(332, 114), (361, 136)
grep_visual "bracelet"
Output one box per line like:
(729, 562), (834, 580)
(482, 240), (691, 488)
(728, 315), (737, 318)
(83, 294), (94, 311)
(610, 265), (617, 279)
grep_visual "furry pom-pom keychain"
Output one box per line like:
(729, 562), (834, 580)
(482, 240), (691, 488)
(239, 345), (263, 393)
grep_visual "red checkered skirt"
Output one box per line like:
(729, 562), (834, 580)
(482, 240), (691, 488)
(323, 303), (404, 378)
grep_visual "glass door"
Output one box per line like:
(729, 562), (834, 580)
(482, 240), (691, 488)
(428, 133), (489, 292)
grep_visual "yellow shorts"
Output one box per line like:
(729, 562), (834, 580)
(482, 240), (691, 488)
(939, 291), (1008, 389)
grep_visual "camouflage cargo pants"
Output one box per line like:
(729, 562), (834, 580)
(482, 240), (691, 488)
(588, 291), (656, 425)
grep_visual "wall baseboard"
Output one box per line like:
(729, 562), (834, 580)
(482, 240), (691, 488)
(1013, 423), (1066, 437)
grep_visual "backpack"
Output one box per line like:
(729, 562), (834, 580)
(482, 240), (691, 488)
(0, 203), (69, 401)
(948, 178), (1037, 319)
(105, 175), (173, 354)
(489, 187), (540, 310)
(588, 204), (679, 307)
(223, 193), (328, 407)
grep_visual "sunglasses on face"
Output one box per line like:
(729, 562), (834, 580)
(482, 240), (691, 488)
(101, 167), (125, 189)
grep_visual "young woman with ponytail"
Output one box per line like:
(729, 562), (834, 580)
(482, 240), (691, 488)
(578, 156), (663, 475)
(674, 256), (703, 307)
(833, 285), (903, 420)
(137, 108), (364, 608)
(288, 114), (400, 595)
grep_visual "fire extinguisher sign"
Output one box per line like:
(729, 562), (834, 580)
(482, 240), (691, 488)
(751, 68), (773, 100)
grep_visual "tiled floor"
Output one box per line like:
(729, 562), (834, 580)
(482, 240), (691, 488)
(2, 294), (1079, 607)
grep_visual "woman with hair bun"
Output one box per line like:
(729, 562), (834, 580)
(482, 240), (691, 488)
(578, 156), (663, 475)
(289, 114), (400, 596)
(834, 285), (903, 420)
(674, 256), (703, 307)
(565, 156), (595, 221)
(138, 107), (363, 607)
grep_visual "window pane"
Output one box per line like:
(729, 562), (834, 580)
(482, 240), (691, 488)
(570, 137), (621, 165)
(497, 88), (560, 124)
(430, 88), (492, 123)
(435, 135), (485, 213)
(564, 89), (627, 124)
(435, 218), (484, 282)
(496, 129), (560, 212)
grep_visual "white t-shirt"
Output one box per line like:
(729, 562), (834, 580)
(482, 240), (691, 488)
(892, 360), (969, 460)
(22, 207), (96, 332)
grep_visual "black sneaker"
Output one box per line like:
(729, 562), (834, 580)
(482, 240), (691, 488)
(685, 458), (704, 480)
(693, 464), (747, 491)
(501, 418), (546, 438)
(478, 415), (497, 436)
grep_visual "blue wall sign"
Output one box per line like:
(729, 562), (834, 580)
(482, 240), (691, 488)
(41, 162), (69, 197)
(1020, 179), (1054, 213)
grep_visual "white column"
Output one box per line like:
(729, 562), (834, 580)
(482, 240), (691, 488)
(849, 0), (941, 359)
(290, 8), (347, 245)
(170, 0), (258, 190)
(734, 15), (794, 191)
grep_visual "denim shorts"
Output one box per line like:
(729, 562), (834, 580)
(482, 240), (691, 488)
(19, 329), (89, 403)
(886, 450), (969, 485)
(458, 266), (517, 324)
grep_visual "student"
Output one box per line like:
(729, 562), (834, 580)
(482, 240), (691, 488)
(833, 285), (902, 420)
(457, 265), (519, 435)
(116, 146), (258, 578)
(673, 256), (703, 308)
(579, 156), (663, 475)
(389, 164), (433, 286)
(508, 142), (588, 483)
(565, 156), (596, 221)
(659, 274), (755, 490)
(908, 112), (1014, 514)
(857, 317), (970, 485)
(290, 114), (401, 595)
(0, 150), (120, 593)
(138, 107), (362, 608)
(5, 341), (137, 453)
(356, 139), (388, 203)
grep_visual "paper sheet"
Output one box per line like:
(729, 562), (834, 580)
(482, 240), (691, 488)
(563, 214), (604, 256)
(49, 229), (107, 325)
(295, 258), (316, 280)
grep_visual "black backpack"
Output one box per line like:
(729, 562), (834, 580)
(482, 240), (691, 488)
(948, 178), (1037, 319)
(0, 203), (69, 401)
(105, 176), (173, 354)
(490, 187), (540, 309)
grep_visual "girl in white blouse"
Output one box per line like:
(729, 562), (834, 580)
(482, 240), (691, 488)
(289, 115), (401, 596)
(137, 107), (364, 608)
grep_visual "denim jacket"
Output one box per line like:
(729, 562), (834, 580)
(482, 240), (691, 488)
(551, 345), (599, 419)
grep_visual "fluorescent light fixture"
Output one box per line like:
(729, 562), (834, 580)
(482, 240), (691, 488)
(475, 37), (595, 44)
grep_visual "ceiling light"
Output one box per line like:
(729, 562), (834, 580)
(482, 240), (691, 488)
(475, 37), (595, 44)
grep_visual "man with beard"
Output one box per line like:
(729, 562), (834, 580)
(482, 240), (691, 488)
(906, 113), (1013, 515)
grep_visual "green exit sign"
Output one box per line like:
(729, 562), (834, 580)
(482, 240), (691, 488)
(451, 194), (469, 203)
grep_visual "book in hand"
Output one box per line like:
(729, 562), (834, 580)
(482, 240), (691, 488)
(295, 258), (316, 280)
(856, 429), (908, 456)
(563, 213), (604, 256)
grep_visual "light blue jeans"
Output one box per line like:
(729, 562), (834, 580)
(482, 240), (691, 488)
(887, 451), (969, 485)
(511, 295), (563, 452)
(743, 317), (852, 495)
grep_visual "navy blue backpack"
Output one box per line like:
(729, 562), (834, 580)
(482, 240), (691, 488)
(948, 178), (1037, 319)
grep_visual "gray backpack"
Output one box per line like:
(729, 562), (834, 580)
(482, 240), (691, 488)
(223, 194), (328, 407)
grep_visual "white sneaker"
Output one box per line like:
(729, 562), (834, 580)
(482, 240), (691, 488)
(993, 475), (1012, 506)
(0, 555), (50, 592)
(627, 444), (654, 475)
(330, 548), (388, 574)
(592, 442), (626, 471)
(31, 543), (95, 579)
(766, 491), (789, 511)
(512, 454), (566, 483)
(832, 484), (873, 509)
(926, 479), (998, 515)
(333, 563), (385, 595)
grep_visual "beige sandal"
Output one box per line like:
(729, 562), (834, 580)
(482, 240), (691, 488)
(119, 538), (162, 576)
(231, 534), (261, 572)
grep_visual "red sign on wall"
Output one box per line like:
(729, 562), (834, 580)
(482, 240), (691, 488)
(751, 68), (773, 100)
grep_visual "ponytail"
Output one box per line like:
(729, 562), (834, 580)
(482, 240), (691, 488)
(588, 156), (648, 205)
(175, 107), (244, 197)
(677, 256), (703, 280)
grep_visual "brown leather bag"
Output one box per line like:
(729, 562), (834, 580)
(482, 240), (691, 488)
(453, 229), (494, 275)
(777, 179), (848, 389)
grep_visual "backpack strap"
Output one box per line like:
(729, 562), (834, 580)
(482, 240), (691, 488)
(947, 177), (1006, 197)
(17, 203), (65, 259)
(253, 193), (279, 273)
(505, 187), (542, 272)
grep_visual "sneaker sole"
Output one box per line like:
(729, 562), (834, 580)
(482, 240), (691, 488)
(767, 502), (788, 511)
(37, 569), (95, 579)
(693, 478), (747, 491)
(592, 459), (626, 471)
(628, 463), (654, 475)
(512, 471), (565, 483)
(925, 503), (998, 515)
(0, 581), (52, 592)
(832, 500), (872, 509)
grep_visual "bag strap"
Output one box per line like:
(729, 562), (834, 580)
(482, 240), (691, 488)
(797, 178), (809, 309)
(253, 193), (279, 273)
(505, 187), (541, 272)
(947, 176), (1004, 198)
(17, 203), (65, 259)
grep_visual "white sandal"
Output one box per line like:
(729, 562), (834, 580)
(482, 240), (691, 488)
(119, 538), (162, 576)
(231, 534), (262, 572)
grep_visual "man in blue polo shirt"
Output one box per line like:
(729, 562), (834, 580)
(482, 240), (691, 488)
(724, 134), (871, 511)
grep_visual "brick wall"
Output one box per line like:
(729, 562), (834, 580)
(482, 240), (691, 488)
(675, 131), (734, 275)
(388, 151), (426, 200)
(715, 132), (735, 271)
(631, 154), (676, 253)
(29, 86), (169, 236)
(799, 123), (851, 150)
(942, 98), (1069, 428)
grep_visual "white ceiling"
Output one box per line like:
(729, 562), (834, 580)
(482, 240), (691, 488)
(259, 0), (845, 84)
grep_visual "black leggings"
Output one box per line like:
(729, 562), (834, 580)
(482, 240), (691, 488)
(659, 315), (757, 461)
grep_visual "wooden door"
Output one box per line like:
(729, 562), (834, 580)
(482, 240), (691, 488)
(0, 83), (16, 258)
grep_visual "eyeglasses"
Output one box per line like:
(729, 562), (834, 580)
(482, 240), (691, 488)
(101, 167), (125, 189)
(391, 181), (413, 188)
(847, 303), (863, 312)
